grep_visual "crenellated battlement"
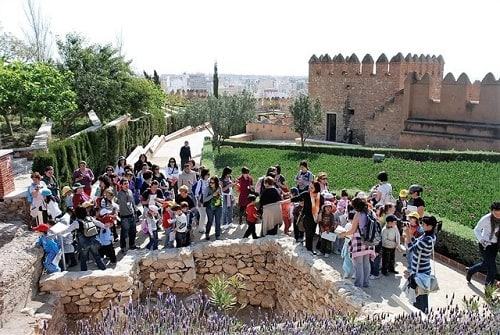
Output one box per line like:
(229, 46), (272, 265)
(308, 51), (499, 151)
(407, 71), (500, 125)
(309, 52), (444, 79)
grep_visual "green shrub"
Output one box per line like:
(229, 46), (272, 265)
(31, 152), (56, 175)
(224, 140), (500, 163)
(32, 113), (176, 187)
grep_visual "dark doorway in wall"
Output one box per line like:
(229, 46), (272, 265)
(326, 113), (337, 141)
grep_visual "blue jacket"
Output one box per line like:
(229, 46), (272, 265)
(36, 235), (60, 254)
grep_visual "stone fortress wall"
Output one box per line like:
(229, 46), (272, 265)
(308, 52), (500, 151)
(39, 237), (377, 326)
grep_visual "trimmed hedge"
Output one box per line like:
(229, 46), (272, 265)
(224, 140), (500, 163)
(32, 113), (169, 186)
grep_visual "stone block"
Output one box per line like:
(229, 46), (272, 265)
(222, 263), (238, 275)
(75, 298), (90, 306)
(182, 268), (196, 283)
(239, 267), (255, 275)
(82, 286), (97, 295)
(209, 265), (222, 274)
(169, 273), (182, 282)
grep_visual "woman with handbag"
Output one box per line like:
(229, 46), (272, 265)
(339, 197), (376, 288)
(203, 176), (223, 241)
(405, 215), (438, 314)
(290, 181), (324, 255)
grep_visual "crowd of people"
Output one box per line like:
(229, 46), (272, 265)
(28, 141), (500, 314)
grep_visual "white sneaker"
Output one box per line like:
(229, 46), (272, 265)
(316, 251), (324, 256)
(369, 274), (380, 280)
(324, 253), (330, 258)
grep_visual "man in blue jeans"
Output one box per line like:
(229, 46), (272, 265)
(467, 202), (500, 287)
(117, 178), (138, 253)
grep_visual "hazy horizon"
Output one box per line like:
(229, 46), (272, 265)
(1, 0), (499, 81)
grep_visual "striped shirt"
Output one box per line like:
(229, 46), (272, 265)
(409, 233), (436, 274)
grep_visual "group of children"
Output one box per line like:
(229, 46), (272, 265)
(141, 201), (196, 250)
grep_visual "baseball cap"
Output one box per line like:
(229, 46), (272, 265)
(385, 214), (398, 223)
(399, 189), (408, 198)
(33, 223), (50, 233)
(72, 183), (85, 190)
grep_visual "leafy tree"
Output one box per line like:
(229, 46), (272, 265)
(123, 77), (166, 119)
(57, 33), (133, 123)
(0, 60), (76, 136)
(181, 91), (256, 152)
(289, 95), (322, 147)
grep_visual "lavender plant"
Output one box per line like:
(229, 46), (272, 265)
(63, 292), (500, 335)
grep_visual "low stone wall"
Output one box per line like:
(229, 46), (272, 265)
(39, 255), (142, 316)
(246, 122), (300, 140)
(38, 237), (377, 329)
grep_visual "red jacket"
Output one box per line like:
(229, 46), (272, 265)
(246, 203), (258, 224)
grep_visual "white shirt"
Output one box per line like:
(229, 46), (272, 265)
(474, 213), (499, 245)
(175, 213), (188, 233)
(377, 182), (393, 205)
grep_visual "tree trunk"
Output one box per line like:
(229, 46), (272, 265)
(300, 134), (305, 147)
(19, 111), (24, 126)
(2, 113), (13, 136)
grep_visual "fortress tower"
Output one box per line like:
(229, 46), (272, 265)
(308, 52), (499, 151)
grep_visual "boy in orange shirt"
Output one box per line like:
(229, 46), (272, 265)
(243, 194), (259, 239)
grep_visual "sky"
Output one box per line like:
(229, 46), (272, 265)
(0, 0), (499, 80)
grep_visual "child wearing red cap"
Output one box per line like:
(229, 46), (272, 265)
(34, 224), (61, 274)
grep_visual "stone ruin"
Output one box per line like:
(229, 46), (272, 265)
(37, 237), (381, 334)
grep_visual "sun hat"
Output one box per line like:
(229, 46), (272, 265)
(408, 211), (420, 220)
(148, 205), (159, 214)
(81, 201), (94, 208)
(356, 191), (367, 199)
(322, 201), (334, 209)
(41, 189), (52, 196)
(32, 223), (50, 233)
(399, 189), (409, 198)
(61, 186), (72, 196)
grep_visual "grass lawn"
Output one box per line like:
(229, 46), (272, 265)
(205, 144), (500, 230)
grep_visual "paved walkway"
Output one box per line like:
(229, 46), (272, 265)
(151, 127), (212, 168)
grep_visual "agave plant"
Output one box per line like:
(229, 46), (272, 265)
(207, 273), (245, 311)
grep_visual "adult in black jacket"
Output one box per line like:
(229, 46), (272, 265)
(179, 141), (192, 169)
(291, 181), (324, 254)
(259, 176), (282, 235)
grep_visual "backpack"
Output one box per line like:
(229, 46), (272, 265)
(78, 218), (98, 238)
(358, 211), (381, 247)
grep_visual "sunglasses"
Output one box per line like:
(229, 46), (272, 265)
(107, 169), (113, 172)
